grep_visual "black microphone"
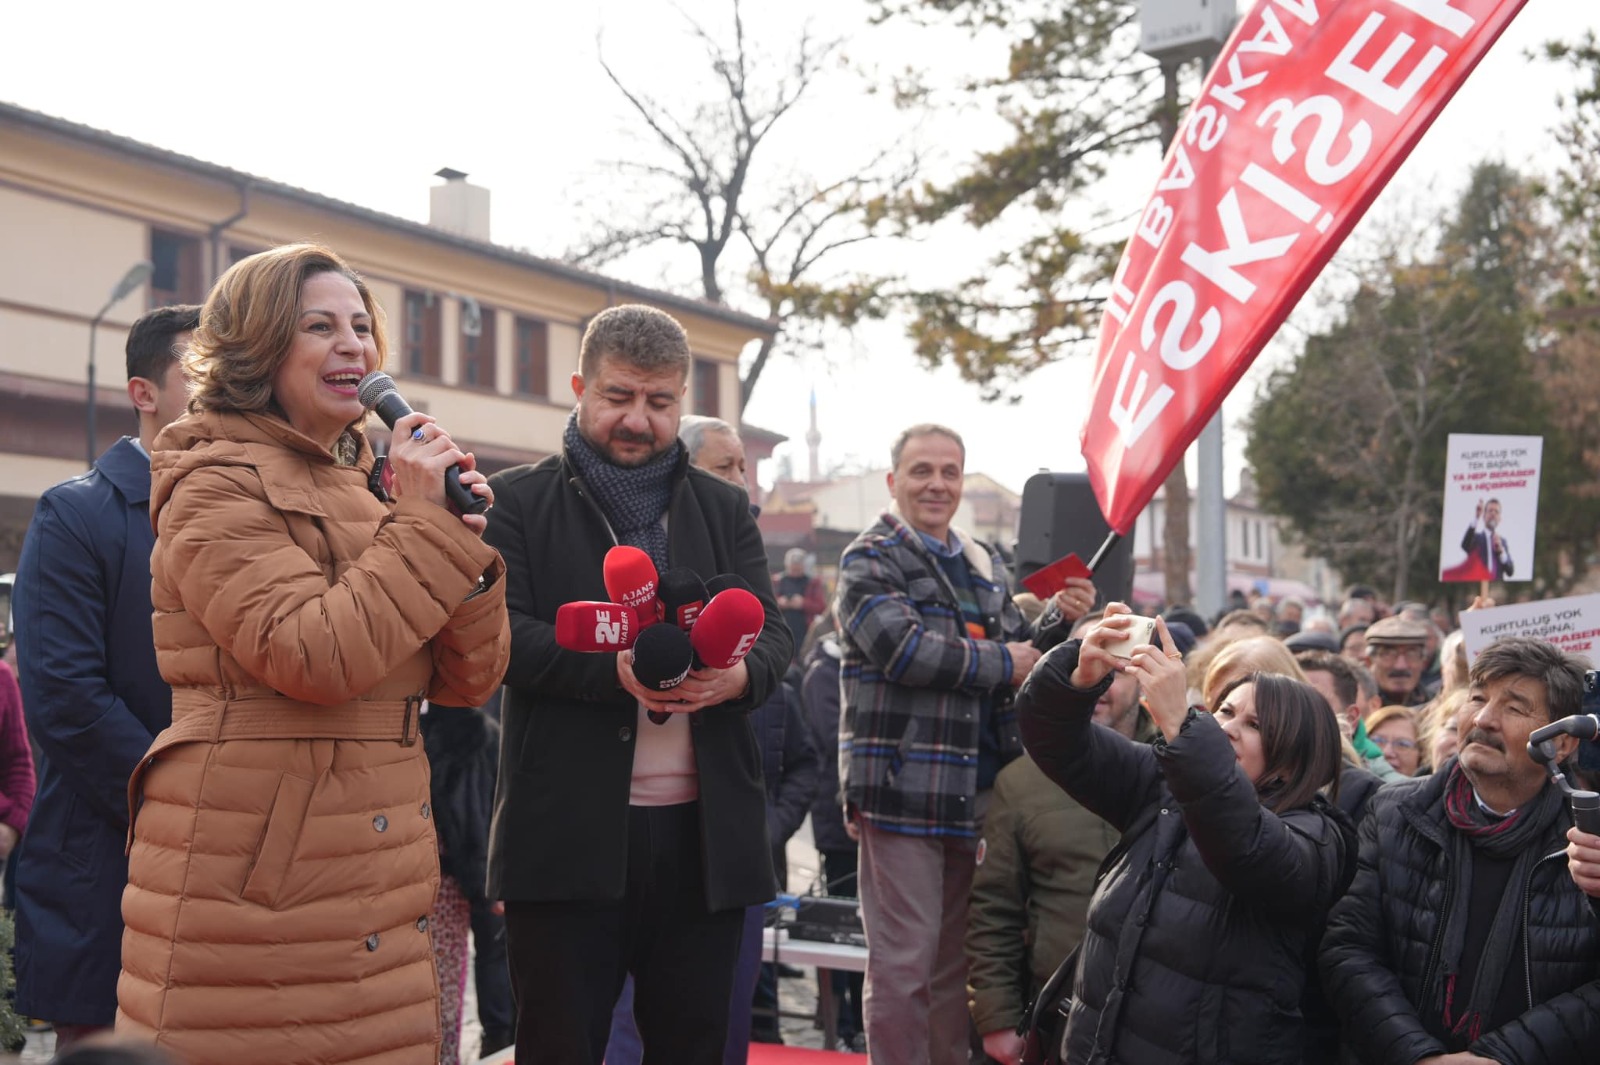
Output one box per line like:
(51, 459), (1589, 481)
(632, 624), (695, 725)
(706, 573), (754, 597)
(660, 568), (709, 631)
(357, 371), (487, 515)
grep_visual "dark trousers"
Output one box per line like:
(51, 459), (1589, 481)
(505, 803), (745, 1065)
(470, 894), (516, 1053)
(820, 848), (864, 1041)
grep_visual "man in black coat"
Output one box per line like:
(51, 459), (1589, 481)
(1321, 636), (1600, 1065)
(12, 304), (198, 1050)
(485, 305), (791, 1065)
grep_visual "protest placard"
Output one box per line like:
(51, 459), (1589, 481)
(1438, 434), (1541, 583)
(1459, 593), (1600, 665)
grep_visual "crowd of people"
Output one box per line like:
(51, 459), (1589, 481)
(3, 238), (1600, 1065)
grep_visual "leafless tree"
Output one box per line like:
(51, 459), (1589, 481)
(569, 1), (913, 407)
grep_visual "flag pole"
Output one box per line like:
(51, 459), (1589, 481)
(1088, 531), (1124, 576)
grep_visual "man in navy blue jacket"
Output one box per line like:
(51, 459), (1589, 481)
(12, 304), (198, 1048)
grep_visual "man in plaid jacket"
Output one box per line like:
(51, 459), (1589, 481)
(837, 423), (1086, 1065)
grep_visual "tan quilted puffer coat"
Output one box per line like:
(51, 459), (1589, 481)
(115, 410), (509, 1064)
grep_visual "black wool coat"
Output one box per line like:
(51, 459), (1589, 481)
(1016, 641), (1355, 1065)
(483, 450), (790, 911)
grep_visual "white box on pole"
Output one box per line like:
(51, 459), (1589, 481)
(1139, 0), (1237, 62)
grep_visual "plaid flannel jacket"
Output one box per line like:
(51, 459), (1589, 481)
(837, 510), (1027, 837)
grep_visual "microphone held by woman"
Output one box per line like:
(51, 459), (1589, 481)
(357, 370), (487, 515)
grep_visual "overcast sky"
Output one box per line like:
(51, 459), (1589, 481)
(4, 0), (1591, 502)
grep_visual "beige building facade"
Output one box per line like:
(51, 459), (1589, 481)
(0, 103), (774, 569)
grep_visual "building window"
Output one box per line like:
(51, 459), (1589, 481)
(461, 302), (496, 389)
(403, 290), (441, 379)
(694, 357), (720, 418)
(514, 317), (549, 398)
(150, 229), (203, 307)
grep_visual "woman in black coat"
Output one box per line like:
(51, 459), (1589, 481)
(1017, 605), (1355, 1065)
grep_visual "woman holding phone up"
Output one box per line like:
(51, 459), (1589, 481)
(1015, 605), (1355, 1065)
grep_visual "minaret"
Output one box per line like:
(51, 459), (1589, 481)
(806, 387), (822, 483)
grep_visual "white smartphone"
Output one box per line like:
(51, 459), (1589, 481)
(1102, 615), (1157, 660)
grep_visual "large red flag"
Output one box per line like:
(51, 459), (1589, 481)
(1082, 0), (1529, 535)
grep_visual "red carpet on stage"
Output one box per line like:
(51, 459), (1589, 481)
(485, 1044), (866, 1065)
(748, 1045), (867, 1064)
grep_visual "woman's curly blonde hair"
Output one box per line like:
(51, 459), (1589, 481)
(184, 242), (388, 419)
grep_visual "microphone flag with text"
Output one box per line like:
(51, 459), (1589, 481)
(659, 567), (709, 630)
(1079, 0), (1530, 539)
(690, 586), (765, 671)
(604, 545), (662, 621)
(554, 602), (648, 653)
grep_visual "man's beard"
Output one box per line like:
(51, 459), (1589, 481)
(585, 420), (667, 467)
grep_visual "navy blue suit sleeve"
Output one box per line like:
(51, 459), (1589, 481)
(13, 495), (156, 829)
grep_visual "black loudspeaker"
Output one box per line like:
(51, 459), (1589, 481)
(1015, 472), (1136, 607)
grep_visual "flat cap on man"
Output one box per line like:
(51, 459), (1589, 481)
(1363, 616), (1429, 646)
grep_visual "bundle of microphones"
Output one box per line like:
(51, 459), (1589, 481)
(554, 546), (766, 724)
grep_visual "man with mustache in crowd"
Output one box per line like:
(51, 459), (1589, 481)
(1321, 636), (1600, 1064)
(1362, 616), (1437, 708)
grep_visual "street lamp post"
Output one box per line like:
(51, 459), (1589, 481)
(86, 261), (154, 467)
(1139, 0), (1235, 620)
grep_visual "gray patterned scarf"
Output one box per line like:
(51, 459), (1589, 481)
(563, 411), (678, 570)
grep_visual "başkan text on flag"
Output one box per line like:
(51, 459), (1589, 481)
(1082, 0), (1530, 536)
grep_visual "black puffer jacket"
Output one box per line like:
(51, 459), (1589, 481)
(1320, 763), (1600, 1064)
(751, 665), (819, 880)
(1016, 641), (1354, 1065)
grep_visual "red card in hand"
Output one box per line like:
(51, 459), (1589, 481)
(1020, 553), (1092, 599)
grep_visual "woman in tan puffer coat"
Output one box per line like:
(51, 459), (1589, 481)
(115, 243), (510, 1065)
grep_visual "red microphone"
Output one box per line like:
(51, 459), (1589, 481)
(690, 587), (765, 670)
(555, 601), (646, 652)
(603, 546), (661, 621)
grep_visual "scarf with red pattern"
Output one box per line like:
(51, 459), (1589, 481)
(1434, 760), (1565, 1045)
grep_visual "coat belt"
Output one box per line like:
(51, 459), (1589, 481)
(126, 690), (424, 853)
(167, 689), (423, 745)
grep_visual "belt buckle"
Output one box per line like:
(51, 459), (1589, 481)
(402, 694), (423, 747)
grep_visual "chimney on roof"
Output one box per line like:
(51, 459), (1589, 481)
(429, 168), (491, 242)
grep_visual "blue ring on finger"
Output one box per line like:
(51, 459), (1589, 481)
(411, 428), (425, 441)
